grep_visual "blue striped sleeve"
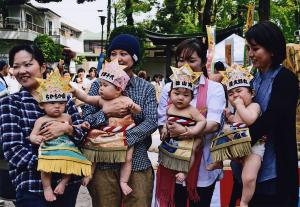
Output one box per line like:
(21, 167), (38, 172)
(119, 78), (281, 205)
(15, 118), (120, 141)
(0, 96), (37, 170)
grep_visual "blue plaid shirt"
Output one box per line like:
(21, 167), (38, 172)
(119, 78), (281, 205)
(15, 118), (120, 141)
(0, 89), (86, 193)
(82, 76), (158, 171)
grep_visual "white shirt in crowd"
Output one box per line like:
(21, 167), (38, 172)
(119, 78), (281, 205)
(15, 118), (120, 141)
(4, 75), (21, 94)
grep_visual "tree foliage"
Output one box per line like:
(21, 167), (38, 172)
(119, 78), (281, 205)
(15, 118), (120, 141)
(145, 0), (298, 42)
(113, 0), (158, 26)
(36, 0), (95, 3)
(33, 34), (63, 63)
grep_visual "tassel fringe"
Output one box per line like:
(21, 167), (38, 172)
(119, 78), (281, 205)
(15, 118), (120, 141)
(211, 138), (252, 162)
(159, 148), (190, 172)
(82, 148), (127, 163)
(37, 159), (91, 177)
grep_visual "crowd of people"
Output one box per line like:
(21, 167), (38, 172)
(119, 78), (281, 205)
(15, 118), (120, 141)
(0, 20), (298, 207)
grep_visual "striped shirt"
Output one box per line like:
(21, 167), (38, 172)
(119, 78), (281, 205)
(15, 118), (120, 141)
(0, 89), (86, 193)
(82, 76), (158, 171)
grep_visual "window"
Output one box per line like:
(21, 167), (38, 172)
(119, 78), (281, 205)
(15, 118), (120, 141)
(25, 13), (33, 30)
(48, 21), (52, 35)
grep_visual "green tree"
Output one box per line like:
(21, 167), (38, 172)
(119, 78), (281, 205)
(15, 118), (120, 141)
(148, 0), (297, 43)
(149, 0), (201, 33)
(36, 0), (95, 3)
(33, 34), (63, 63)
(259, 0), (270, 20)
(271, 0), (298, 42)
(114, 0), (158, 26)
(107, 0), (112, 39)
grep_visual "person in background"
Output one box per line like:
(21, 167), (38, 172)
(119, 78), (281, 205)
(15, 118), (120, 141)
(4, 67), (21, 94)
(151, 74), (163, 104)
(137, 70), (147, 80)
(43, 67), (53, 79)
(73, 68), (90, 91)
(0, 60), (9, 97)
(87, 67), (98, 82)
(209, 61), (226, 83)
(157, 38), (226, 206)
(231, 21), (299, 206)
(0, 44), (86, 207)
(57, 59), (65, 76)
(159, 74), (165, 88)
(84, 67), (98, 92)
(82, 34), (158, 207)
(63, 71), (71, 79)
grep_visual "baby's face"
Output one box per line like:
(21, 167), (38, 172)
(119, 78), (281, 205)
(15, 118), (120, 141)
(99, 79), (121, 100)
(227, 86), (253, 107)
(41, 102), (66, 117)
(169, 87), (192, 109)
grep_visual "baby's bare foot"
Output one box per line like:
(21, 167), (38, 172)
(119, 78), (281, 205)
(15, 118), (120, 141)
(54, 181), (67, 195)
(43, 186), (57, 202)
(175, 172), (186, 183)
(82, 176), (92, 187)
(206, 162), (223, 171)
(120, 181), (133, 196)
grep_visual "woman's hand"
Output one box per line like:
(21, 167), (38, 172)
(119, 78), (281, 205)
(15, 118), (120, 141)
(102, 100), (130, 118)
(39, 121), (72, 140)
(166, 120), (188, 138)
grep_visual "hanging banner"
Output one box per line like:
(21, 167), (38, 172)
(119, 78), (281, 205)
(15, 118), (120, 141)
(225, 38), (234, 66)
(206, 25), (216, 75)
(243, 3), (255, 67)
(245, 3), (255, 32)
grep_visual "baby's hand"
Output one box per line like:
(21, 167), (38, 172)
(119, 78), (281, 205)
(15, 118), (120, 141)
(224, 108), (233, 119)
(127, 102), (135, 112)
(29, 135), (45, 145)
(126, 101), (138, 113)
(160, 125), (169, 141)
(68, 82), (78, 95)
(233, 97), (244, 107)
(81, 122), (90, 130)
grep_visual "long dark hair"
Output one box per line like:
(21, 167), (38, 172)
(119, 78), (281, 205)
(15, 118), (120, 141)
(175, 38), (208, 77)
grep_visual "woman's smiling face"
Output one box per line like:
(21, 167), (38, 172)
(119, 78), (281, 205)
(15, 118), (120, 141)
(12, 50), (45, 90)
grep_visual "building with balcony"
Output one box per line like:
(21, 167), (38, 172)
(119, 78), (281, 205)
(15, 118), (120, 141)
(0, 3), (83, 61)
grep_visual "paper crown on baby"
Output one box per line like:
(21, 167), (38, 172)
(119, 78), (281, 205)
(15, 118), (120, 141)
(36, 68), (71, 103)
(169, 64), (202, 91)
(99, 59), (130, 91)
(221, 64), (254, 91)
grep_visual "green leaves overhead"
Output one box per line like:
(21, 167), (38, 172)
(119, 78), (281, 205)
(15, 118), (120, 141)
(33, 35), (63, 63)
(35, 0), (95, 3)
(143, 0), (298, 42)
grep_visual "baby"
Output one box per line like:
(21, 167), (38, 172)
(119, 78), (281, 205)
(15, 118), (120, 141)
(160, 65), (207, 182)
(209, 65), (264, 207)
(30, 69), (91, 202)
(71, 60), (140, 196)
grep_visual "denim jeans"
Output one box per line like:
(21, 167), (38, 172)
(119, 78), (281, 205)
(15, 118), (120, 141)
(16, 182), (81, 207)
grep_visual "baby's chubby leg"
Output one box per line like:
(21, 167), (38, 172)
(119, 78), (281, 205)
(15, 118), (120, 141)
(54, 174), (71, 195)
(120, 146), (134, 196)
(41, 172), (57, 202)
